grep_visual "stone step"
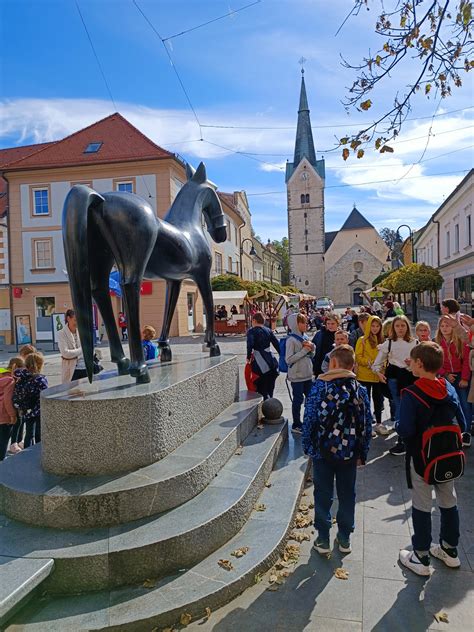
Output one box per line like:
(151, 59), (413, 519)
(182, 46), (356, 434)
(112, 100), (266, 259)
(0, 421), (287, 595)
(0, 557), (54, 629)
(6, 436), (308, 631)
(0, 392), (261, 529)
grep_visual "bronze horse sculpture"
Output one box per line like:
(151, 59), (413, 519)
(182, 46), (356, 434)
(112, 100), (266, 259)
(62, 162), (227, 384)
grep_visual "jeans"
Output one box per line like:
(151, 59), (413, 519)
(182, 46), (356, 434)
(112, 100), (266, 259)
(24, 416), (41, 449)
(452, 374), (472, 432)
(388, 377), (404, 447)
(313, 458), (357, 541)
(9, 413), (24, 444)
(0, 425), (12, 461)
(291, 379), (312, 425)
(410, 464), (459, 552)
(359, 381), (383, 424)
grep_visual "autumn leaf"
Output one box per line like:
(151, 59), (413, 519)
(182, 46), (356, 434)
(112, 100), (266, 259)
(265, 481), (272, 488)
(214, 436), (220, 441)
(360, 99), (372, 110)
(254, 572), (263, 583)
(342, 148), (350, 161)
(375, 54), (382, 66)
(235, 446), (243, 455)
(294, 513), (312, 528)
(180, 612), (193, 626)
(231, 546), (250, 558)
(218, 559), (234, 571)
(380, 145), (394, 153)
(425, 83), (431, 94)
(255, 503), (267, 512)
(299, 503), (309, 513)
(357, 149), (365, 159)
(334, 568), (350, 580)
(434, 611), (449, 623)
(204, 607), (212, 621)
(289, 530), (310, 542)
(340, 137), (349, 145)
(142, 578), (156, 589)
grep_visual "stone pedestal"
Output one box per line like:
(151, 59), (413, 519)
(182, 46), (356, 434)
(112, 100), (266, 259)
(41, 355), (239, 476)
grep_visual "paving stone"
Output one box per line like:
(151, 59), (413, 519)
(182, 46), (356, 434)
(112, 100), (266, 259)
(363, 532), (423, 583)
(425, 569), (474, 632)
(363, 494), (411, 536)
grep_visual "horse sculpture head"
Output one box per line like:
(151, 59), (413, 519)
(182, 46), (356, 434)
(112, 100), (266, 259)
(186, 162), (227, 243)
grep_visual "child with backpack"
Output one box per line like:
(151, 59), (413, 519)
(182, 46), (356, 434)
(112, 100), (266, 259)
(142, 325), (158, 361)
(321, 329), (349, 374)
(302, 345), (373, 555)
(372, 315), (418, 456)
(435, 316), (472, 448)
(285, 313), (315, 434)
(13, 353), (48, 449)
(398, 342), (466, 576)
(312, 313), (340, 377)
(0, 357), (24, 460)
(355, 315), (390, 436)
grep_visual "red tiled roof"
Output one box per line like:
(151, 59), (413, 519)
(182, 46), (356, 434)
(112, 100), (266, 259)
(0, 142), (54, 168)
(217, 191), (236, 209)
(1, 113), (174, 171)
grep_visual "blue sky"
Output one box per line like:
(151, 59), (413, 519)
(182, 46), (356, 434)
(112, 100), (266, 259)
(1, 0), (473, 241)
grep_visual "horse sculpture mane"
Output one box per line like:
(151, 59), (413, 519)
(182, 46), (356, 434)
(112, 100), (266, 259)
(62, 162), (226, 384)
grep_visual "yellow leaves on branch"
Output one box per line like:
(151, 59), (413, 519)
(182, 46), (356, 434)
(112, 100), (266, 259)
(360, 99), (372, 111)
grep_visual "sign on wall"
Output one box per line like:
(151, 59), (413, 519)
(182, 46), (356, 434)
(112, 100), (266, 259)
(15, 315), (32, 346)
(52, 313), (66, 344)
(0, 309), (10, 330)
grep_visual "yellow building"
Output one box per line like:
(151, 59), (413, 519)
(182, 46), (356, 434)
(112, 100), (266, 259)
(0, 113), (206, 344)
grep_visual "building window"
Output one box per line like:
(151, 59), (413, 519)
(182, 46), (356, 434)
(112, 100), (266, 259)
(300, 194), (305, 204)
(446, 231), (450, 258)
(467, 215), (472, 246)
(305, 194), (310, 203)
(228, 256), (233, 273)
(454, 224), (459, 253)
(227, 221), (231, 241)
(33, 239), (53, 269)
(71, 180), (93, 188)
(32, 187), (49, 215)
(117, 181), (133, 193)
(305, 245), (308, 251)
(305, 229), (308, 235)
(304, 212), (307, 218)
(215, 252), (223, 275)
(84, 142), (102, 153)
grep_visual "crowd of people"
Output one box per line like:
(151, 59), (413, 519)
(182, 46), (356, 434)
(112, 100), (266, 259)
(246, 297), (473, 576)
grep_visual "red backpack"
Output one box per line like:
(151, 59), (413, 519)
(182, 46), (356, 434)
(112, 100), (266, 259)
(404, 384), (465, 485)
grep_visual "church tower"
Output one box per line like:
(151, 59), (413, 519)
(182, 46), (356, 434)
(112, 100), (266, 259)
(286, 69), (325, 297)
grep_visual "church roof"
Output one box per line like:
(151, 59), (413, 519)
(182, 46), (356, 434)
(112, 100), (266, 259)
(340, 206), (374, 231)
(324, 231), (338, 251)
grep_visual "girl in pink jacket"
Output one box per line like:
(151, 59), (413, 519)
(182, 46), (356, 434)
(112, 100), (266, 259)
(0, 357), (24, 461)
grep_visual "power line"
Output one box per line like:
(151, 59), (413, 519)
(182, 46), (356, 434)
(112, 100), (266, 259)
(246, 169), (470, 196)
(74, 1), (117, 111)
(162, 0), (262, 41)
(132, 0), (203, 138)
(200, 106), (474, 131)
(201, 139), (286, 170)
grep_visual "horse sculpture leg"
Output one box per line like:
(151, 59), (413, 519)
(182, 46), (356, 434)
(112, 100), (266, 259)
(158, 280), (182, 362)
(121, 278), (150, 383)
(195, 272), (220, 357)
(89, 232), (130, 376)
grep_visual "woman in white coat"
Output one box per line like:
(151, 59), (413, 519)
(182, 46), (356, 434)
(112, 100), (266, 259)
(57, 309), (86, 382)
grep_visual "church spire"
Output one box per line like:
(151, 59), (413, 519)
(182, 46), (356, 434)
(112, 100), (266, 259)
(293, 68), (316, 168)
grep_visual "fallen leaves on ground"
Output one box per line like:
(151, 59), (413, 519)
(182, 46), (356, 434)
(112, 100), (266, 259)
(214, 436), (220, 442)
(218, 559), (234, 571)
(282, 543), (300, 563)
(160, 628), (174, 632)
(299, 503), (309, 513)
(204, 607), (212, 621)
(275, 560), (291, 570)
(289, 530), (310, 542)
(235, 446), (243, 455)
(142, 578), (156, 589)
(334, 568), (349, 580)
(434, 611), (449, 623)
(231, 546), (249, 558)
(254, 572), (263, 583)
(265, 481), (272, 488)
(180, 612), (192, 626)
(294, 513), (312, 528)
(255, 503), (266, 512)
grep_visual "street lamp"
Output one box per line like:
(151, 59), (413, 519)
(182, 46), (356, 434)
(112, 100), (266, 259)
(240, 238), (256, 279)
(388, 224), (418, 324)
(270, 263), (282, 284)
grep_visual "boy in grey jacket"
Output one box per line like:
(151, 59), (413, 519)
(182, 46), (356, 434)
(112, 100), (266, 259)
(286, 313), (315, 433)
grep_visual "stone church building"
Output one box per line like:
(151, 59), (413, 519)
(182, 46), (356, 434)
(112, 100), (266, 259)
(286, 71), (388, 306)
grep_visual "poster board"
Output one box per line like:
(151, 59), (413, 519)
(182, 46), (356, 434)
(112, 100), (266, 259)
(52, 313), (66, 345)
(15, 315), (32, 348)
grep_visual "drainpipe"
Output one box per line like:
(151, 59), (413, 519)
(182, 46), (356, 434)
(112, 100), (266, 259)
(1, 172), (14, 345)
(431, 217), (441, 305)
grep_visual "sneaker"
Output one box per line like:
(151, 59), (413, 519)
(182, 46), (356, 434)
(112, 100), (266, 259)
(430, 544), (461, 568)
(399, 550), (432, 576)
(462, 433), (471, 448)
(8, 443), (22, 454)
(291, 424), (303, 434)
(336, 535), (352, 554)
(18, 442), (24, 449)
(375, 424), (391, 436)
(389, 443), (406, 456)
(313, 538), (331, 555)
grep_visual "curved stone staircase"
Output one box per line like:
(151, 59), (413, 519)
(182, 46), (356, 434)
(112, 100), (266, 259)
(0, 356), (308, 631)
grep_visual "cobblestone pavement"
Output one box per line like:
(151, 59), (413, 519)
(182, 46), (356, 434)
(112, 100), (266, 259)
(2, 324), (472, 631)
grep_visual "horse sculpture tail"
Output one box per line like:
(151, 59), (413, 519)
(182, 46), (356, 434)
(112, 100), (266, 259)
(62, 185), (105, 383)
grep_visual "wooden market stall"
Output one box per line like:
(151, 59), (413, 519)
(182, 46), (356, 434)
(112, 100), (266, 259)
(212, 290), (250, 335)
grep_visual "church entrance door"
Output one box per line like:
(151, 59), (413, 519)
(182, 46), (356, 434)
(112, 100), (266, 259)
(352, 288), (364, 306)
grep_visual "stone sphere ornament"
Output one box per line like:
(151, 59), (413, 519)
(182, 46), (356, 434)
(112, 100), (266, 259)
(261, 397), (284, 425)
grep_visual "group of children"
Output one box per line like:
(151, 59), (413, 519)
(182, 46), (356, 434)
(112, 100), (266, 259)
(246, 304), (472, 576)
(0, 345), (48, 461)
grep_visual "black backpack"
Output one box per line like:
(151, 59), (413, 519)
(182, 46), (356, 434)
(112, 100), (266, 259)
(405, 384), (465, 485)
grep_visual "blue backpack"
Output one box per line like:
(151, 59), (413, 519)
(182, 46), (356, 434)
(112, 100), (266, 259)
(278, 333), (306, 373)
(315, 378), (366, 461)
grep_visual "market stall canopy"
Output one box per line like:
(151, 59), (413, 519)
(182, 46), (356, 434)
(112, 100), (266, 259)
(212, 290), (248, 304)
(363, 285), (390, 294)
